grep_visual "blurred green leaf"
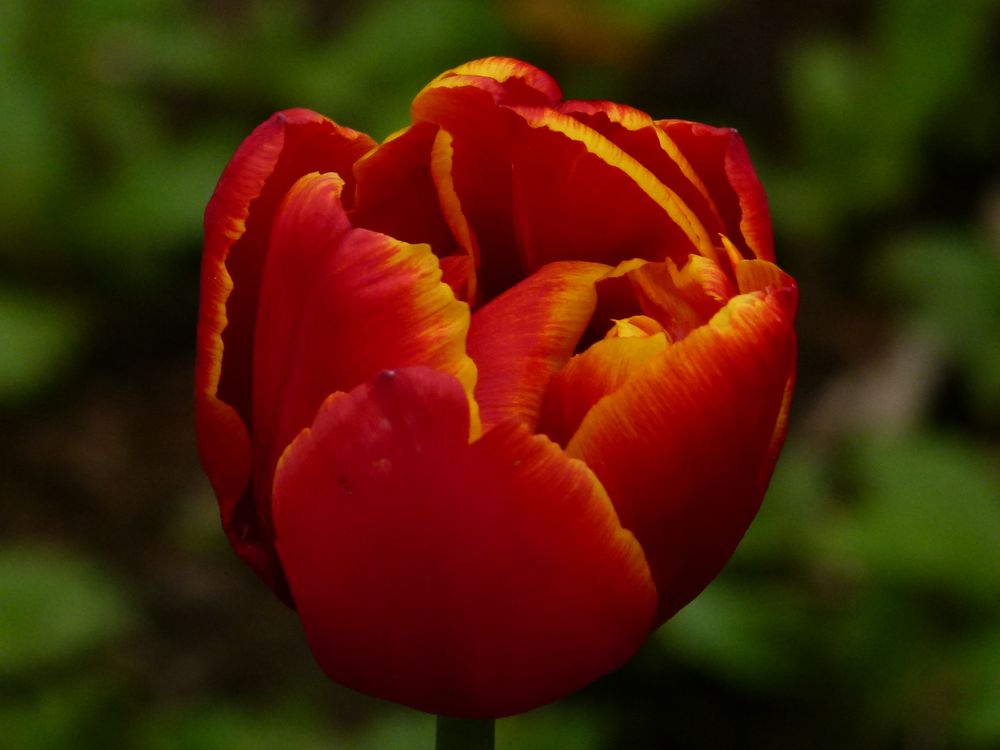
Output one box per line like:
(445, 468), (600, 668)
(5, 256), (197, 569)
(881, 231), (1000, 415)
(780, 37), (911, 237)
(141, 703), (337, 750)
(499, 703), (609, 750)
(0, 676), (129, 750)
(284, 0), (517, 138)
(876, 0), (991, 129)
(0, 546), (133, 676)
(71, 133), (230, 279)
(956, 629), (1000, 745)
(591, 0), (720, 31)
(0, 289), (90, 406)
(657, 580), (808, 689)
(734, 445), (832, 564)
(828, 435), (1000, 603)
(0, 15), (72, 249)
(353, 710), (433, 750)
(777, 0), (997, 241)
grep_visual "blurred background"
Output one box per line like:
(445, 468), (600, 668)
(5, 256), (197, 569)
(2, 0), (998, 747)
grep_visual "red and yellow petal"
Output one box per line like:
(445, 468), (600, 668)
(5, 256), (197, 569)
(413, 76), (522, 299)
(541, 252), (745, 448)
(627, 255), (734, 342)
(585, 254), (733, 351)
(467, 261), (610, 432)
(567, 287), (796, 624)
(540, 320), (669, 447)
(508, 106), (716, 272)
(418, 56), (562, 108)
(560, 100), (728, 249)
(657, 120), (774, 261)
(429, 129), (480, 303)
(350, 122), (459, 259)
(251, 172), (477, 542)
(272, 366), (656, 718)
(734, 255), (799, 485)
(196, 108), (374, 595)
(735, 256), (798, 303)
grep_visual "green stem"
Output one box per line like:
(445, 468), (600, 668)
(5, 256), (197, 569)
(435, 715), (495, 750)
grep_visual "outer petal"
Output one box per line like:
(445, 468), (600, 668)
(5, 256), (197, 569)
(251, 173), (477, 542)
(657, 120), (774, 261)
(735, 257), (798, 485)
(466, 261), (610, 432)
(272, 367), (657, 718)
(567, 288), (796, 624)
(196, 109), (374, 595)
(508, 106), (716, 272)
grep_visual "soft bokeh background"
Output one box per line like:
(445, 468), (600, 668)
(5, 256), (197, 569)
(2, 0), (999, 747)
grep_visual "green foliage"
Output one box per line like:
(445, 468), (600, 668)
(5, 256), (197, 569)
(2, 0), (998, 748)
(499, 704), (608, 750)
(590, 0), (720, 31)
(770, 0), (998, 244)
(0, 290), (90, 406)
(281, 0), (517, 139)
(0, 546), (134, 676)
(658, 580), (809, 690)
(0, 676), (131, 750)
(139, 704), (342, 750)
(0, 547), (136, 750)
(881, 231), (1000, 417)
(832, 435), (1000, 603)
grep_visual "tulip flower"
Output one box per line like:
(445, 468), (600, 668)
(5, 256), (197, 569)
(195, 57), (797, 723)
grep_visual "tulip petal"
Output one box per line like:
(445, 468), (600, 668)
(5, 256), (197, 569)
(567, 288), (796, 624)
(420, 56), (562, 106)
(467, 261), (610, 432)
(429, 129), (479, 303)
(560, 100), (728, 246)
(628, 255), (735, 341)
(585, 254), (732, 352)
(196, 108), (374, 595)
(657, 120), (774, 261)
(508, 106), (716, 272)
(542, 253), (741, 446)
(410, 59), (565, 299)
(350, 122), (460, 259)
(735, 255), (798, 486)
(413, 75), (522, 299)
(540, 327), (669, 447)
(438, 253), (476, 302)
(251, 172), (477, 545)
(272, 366), (657, 718)
(735, 256), (798, 304)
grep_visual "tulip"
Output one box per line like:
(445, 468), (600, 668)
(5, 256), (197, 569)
(195, 57), (797, 721)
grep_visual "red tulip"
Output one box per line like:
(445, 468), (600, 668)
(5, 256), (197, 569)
(195, 57), (797, 718)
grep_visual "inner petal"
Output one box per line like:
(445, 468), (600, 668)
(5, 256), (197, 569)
(586, 254), (734, 352)
(540, 317), (669, 447)
(467, 261), (610, 432)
